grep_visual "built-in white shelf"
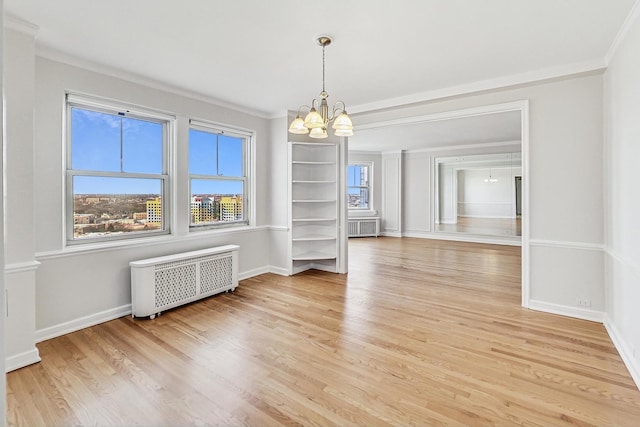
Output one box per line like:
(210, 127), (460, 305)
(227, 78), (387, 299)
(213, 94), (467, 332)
(289, 141), (340, 274)
(292, 252), (337, 261)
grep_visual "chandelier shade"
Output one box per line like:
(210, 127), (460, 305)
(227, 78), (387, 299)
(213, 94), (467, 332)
(303, 108), (325, 129)
(309, 127), (328, 139)
(288, 115), (308, 134)
(288, 36), (354, 139)
(332, 111), (353, 130)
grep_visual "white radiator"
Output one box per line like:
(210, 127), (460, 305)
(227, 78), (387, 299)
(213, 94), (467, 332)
(130, 245), (239, 319)
(348, 217), (380, 237)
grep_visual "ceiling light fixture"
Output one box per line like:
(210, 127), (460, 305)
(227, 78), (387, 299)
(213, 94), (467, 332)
(484, 168), (499, 183)
(288, 36), (353, 139)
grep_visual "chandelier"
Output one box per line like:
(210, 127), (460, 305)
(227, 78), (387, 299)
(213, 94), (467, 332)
(484, 168), (499, 183)
(288, 36), (354, 139)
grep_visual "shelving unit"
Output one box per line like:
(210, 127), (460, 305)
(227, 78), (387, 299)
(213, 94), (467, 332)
(289, 142), (340, 275)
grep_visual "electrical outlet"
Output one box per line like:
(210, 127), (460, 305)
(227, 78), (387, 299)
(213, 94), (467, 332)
(576, 298), (592, 308)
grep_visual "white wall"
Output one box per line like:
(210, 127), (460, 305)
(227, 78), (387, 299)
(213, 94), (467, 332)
(604, 4), (640, 387)
(28, 55), (274, 339)
(1, 1), (6, 420)
(381, 152), (403, 236)
(438, 162), (456, 224)
(267, 115), (289, 275)
(403, 152), (431, 232)
(354, 73), (605, 319)
(458, 167), (521, 218)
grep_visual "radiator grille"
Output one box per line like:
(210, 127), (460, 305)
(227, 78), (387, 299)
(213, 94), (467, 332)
(131, 245), (239, 318)
(348, 218), (380, 237)
(201, 256), (233, 293)
(359, 221), (378, 236)
(348, 221), (359, 236)
(154, 264), (197, 308)
(153, 253), (234, 309)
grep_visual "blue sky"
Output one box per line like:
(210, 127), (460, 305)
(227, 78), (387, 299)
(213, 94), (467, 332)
(347, 164), (367, 195)
(72, 108), (243, 195)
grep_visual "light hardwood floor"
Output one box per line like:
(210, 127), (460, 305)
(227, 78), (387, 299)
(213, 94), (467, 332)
(7, 238), (640, 426)
(435, 217), (522, 236)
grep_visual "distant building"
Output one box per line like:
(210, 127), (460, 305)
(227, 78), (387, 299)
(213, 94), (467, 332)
(73, 213), (95, 225)
(133, 212), (147, 221)
(146, 197), (162, 225)
(220, 196), (242, 222)
(191, 196), (217, 224)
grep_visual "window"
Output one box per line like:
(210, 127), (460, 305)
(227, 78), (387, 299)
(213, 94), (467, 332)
(189, 121), (250, 228)
(66, 95), (171, 243)
(347, 163), (371, 210)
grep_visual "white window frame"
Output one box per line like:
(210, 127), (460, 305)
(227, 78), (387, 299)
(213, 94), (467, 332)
(347, 162), (373, 211)
(188, 120), (252, 230)
(65, 94), (173, 244)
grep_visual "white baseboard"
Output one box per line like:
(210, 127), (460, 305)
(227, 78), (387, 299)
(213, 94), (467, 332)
(35, 304), (132, 343)
(402, 231), (434, 239)
(404, 231), (521, 246)
(239, 266), (271, 280)
(381, 231), (402, 237)
(604, 316), (640, 391)
(239, 265), (289, 280)
(6, 348), (41, 372)
(528, 299), (604, 323)
(268, 266), (290, 276)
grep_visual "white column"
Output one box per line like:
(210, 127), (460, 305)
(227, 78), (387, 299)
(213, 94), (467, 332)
(4, 22), (41, 372)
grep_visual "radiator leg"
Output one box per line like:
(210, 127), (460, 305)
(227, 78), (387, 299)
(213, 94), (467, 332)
(150, 313), (156, 320)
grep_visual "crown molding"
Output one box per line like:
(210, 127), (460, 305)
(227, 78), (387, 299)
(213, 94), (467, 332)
(355, 100), (527, 132)
(349, 59), (606, 115)
(4, 13), (39, 37)
(605, 0), (640, 64)
(348, 150), (383, 156)
(354, 140), (521, 156)
(407, 140), (521, 155)
(35, 46), (271, 120)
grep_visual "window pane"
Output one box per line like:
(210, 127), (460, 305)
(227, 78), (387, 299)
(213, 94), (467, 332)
(189, 129), (218, 175)
(348, 165), (369, 186)
(72, 176), (163, 239)
(72, 108), (163, 174)
(218, 134), (243, 176)
(347, 165), (359, 187)
(348, 187), (369, 209)
(191, 179), (244, 224)
(358, 165), (369, 186)
(122, 117), (163, 173)
(71, 108), (121, 171)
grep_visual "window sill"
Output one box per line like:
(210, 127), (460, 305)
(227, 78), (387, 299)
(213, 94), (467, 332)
(37, 225), (268, 260)
(348, 210), (378, 218)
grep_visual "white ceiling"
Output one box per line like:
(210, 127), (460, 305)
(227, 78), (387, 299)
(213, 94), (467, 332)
(4, 0), (636, 152)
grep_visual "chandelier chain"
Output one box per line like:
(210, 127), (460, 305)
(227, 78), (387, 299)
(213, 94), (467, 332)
(322, 43), (326, 94)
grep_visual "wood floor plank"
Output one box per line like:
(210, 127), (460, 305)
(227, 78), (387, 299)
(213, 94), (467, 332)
(7, 237), (640, 426)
